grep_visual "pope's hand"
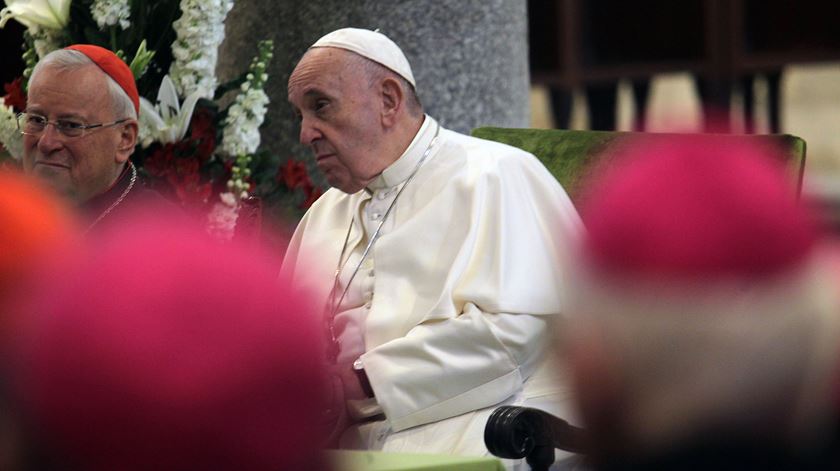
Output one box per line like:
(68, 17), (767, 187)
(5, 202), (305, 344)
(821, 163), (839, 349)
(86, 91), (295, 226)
(319, 362), (369, 447)
(334, 361), (369, 402)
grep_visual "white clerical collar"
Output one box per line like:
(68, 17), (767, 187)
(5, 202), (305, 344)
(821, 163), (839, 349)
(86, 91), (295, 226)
(368, 115), (437, 191)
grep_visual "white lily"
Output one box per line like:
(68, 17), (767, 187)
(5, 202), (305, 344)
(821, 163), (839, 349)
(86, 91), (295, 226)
(138, 75), (202, 148)
(0, 0), (71, 30)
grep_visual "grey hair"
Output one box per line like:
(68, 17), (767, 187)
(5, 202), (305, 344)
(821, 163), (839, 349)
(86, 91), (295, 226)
(30, 49), (138, 120)
(346, 52), (423, 118)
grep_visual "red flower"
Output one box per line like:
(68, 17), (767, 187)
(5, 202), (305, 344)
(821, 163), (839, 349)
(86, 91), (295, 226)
(144, 143), (213, 207)
(172, 155), (200, 177)
(144, 143), (176, 177)
(277, 158), (309, 189)
(300, 182), (323, 209)
(166, 158), (211, 207)
(173, 173), (212, 207)
(3, 78), (26, 112)
(189, 107), (216, 161)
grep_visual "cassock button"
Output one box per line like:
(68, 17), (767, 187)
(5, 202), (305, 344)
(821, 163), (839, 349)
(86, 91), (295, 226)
(377, 192), (387, 200)
(371, 213), (382, 220)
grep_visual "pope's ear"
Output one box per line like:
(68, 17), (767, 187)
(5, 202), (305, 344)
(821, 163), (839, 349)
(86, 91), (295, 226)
(380, 76), (404, 127)
(115, 120), (138, 164)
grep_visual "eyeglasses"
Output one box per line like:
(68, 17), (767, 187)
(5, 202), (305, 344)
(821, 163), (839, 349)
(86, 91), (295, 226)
(16, 112), (129, 138)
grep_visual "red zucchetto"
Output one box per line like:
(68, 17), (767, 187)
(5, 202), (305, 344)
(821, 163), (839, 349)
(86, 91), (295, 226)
(65, 44), (140, 115)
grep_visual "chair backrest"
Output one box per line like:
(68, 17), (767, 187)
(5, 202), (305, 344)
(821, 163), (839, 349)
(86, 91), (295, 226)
(471, 127), (807, 205)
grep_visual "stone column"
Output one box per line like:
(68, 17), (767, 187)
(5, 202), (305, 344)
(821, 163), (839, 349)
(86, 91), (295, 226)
(217, 0), (529, 161)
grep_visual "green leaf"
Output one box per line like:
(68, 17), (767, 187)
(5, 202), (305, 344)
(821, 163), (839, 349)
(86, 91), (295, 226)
(128, 39), (155, 80)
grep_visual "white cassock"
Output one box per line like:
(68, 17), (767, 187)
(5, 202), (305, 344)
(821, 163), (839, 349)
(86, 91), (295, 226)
(282, 115), (583, 465)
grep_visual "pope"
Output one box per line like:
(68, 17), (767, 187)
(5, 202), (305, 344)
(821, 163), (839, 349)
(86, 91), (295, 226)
(282, 27), (582, 463)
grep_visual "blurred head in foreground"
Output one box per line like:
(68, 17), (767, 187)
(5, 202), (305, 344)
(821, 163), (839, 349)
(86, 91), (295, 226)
(0, 170), (78, 331)
(563, 136), (840, 468)
(0, 171), (78, 471)
(9, 207), (329, 471)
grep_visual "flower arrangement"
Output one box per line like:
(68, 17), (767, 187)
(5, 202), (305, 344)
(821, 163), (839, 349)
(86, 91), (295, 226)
(0, 0), (320, 238)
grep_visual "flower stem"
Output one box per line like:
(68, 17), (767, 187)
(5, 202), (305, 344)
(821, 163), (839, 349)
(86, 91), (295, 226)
(110, 27), (118, 52)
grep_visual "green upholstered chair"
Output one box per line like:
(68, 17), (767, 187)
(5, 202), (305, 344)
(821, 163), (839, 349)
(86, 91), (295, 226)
(471, 127), (807, 205)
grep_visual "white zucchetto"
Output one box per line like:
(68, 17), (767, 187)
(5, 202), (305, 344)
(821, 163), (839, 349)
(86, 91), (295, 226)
(310, 28), (416, 88)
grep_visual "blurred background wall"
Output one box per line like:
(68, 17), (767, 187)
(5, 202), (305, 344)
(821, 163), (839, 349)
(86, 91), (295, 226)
(527, 0), (840, 199)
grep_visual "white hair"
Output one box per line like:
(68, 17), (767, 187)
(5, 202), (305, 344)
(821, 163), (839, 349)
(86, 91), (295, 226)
(344, 51), (423, 117)
(30, 49), (138, 120)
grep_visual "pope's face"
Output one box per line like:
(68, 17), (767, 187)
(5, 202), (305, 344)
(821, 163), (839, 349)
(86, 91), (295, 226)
(23, 64), (132, 204)
(288, 48), (386, 194)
